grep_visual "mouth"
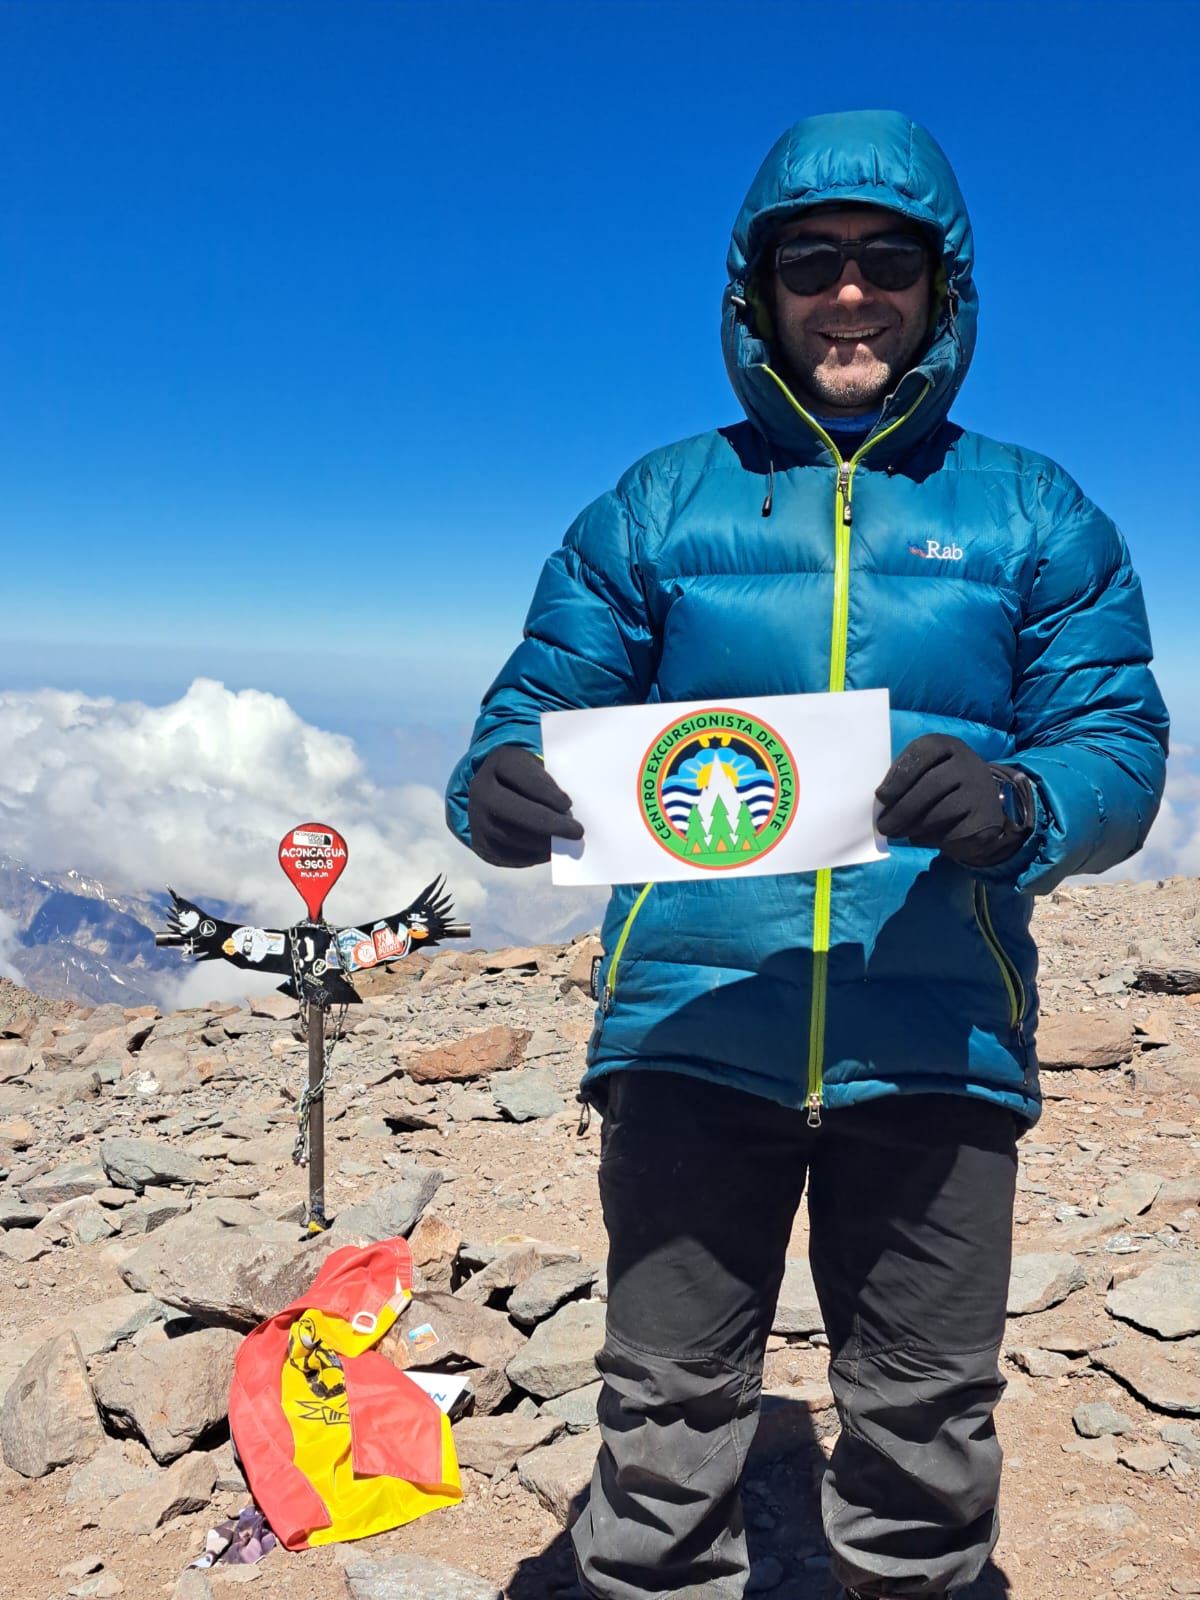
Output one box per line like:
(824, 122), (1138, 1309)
(817, 328), (888, 344)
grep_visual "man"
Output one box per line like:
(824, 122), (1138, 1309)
(445, 111), (1167, 1599)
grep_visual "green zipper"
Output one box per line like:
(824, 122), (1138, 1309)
(601, 881), (655, 1013)
(596, 377), (931, 1107)
(973, 883), (1026, 1037)
(765, 370), (930, 1125)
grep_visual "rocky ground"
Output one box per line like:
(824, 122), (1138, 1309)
(1, 878), (1199, 1600)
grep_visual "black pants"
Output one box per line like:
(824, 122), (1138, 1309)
(572, 1072), (1019, 1599)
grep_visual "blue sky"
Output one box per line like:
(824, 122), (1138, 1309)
(0, 0), (1196, 794)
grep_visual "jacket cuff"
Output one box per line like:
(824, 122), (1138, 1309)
(972, 767), (1048, 890)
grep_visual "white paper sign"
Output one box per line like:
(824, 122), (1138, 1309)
(402, 1369), (473, 1415)
(541, 689), (891, 886)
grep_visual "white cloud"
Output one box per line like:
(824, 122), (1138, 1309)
(155, 956), (284, 1013)
(0, 681), (601, 989)
(0, 679), (479, 925)
(0, 680), (1191, 1012)
(0, 911), (26, 985)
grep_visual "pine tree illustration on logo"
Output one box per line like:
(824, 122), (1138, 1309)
(638, 711), (797, 870)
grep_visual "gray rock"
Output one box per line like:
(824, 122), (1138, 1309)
(516, 1427), (598, 1525)
(89, 1058), (128, 1086)
(120, 1220), (347, 1329)
(93, 1325), (241, 1462)
(451, 1412), (565, 1475)
(506, 1300), (605, 1400)
(1061, 1433), (1120, 1464)
(219, 1013), (283, 1039)
(542, 1379), (603, 1433)
(207, 1437), (247, 1493)
(771, 1257), (825, 1337)
(402, 1211), (459, 1293)
(1007, 1252), (1088, 1316)
(0, 1229), (51, 1263)
(0, 1196), (47, 1228)
(1134, 957), (1200, 995)
(117, 1193), (193, 1236)
(76, 1025), (133, 1068)
(339, 1553), (502, 1600)
(20, 1160), (108, 1206)
(1056, 1500), (1142, 1536)
(1106, 1259), (1200, 1339)
(247, 993), (300, 1020)
(1098, 1170), (1164, 1219)
(1009, 1347), (1075, 1378)
(490, 1069), (566, 1122)
(1158, 1176), (1200, 1207)
(68, 1293), (166, 1358)
(1052, 1208), (1131, 1249)
(140, 1050), (205, 1092)
(335, 1165), (444, 1241)
(442, 1087), (502, 1122)
(0, 1332), (105, 1477)
(170, 1572), (215, 1600)
(0, 1042), (33, 1079)
(218, 1134), (289, 1168)
(523, 1028), (571, 1061)
(1119, 1441), (1171, 1473)
(65, 1438), (160, 1505)
(100, 1137), (207, 1193)
(59, 1557), (105, 1581)
(508, 1260), (601, 1327)
(1093, 1342), (1200, 1415)
(1073, 1401), (1139, 1438)
(382, 1290), (525, 1372)
(97, 1450), (216, 1534)
(36, 1066), (102, 1110)
(38, 1195), (119, 1245)
(1160, 1422), (1200, 1468)
(455, 1243), (544, 1307)
(467, 1364), (517, 1416)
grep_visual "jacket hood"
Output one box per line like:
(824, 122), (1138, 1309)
(721, 110), (978, 464)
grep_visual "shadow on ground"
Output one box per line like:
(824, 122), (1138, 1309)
(506, 1394), (1011, 1598)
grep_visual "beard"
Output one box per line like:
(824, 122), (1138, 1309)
(773, 304), (930, 417)
(798, 352), (896, 412)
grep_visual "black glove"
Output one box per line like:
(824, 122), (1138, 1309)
(875, 733), (1034, 868)
(467, 745), (584, 868)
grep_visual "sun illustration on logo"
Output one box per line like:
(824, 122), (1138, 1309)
(638, 709), (797, 869)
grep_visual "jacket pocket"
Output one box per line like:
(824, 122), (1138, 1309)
(972, 882), (1026, 1036)
(588, 883), (656, 1062)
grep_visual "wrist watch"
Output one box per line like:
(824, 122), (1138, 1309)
(992, 766), (1035, 835)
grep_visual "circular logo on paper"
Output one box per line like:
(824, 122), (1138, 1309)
(638, 709), (797, 870)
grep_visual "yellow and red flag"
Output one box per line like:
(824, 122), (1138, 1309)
(229, 1236), (461, 1550)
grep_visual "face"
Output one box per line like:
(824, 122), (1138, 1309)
(769, 205), (933, 416)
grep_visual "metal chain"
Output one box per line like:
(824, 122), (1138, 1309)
(292, 1067), (328, 1168)
(290, 924), (349, 1167)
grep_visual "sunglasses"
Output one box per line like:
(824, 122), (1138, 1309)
(774, 233), (929, 296)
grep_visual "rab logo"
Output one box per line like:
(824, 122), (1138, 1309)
(911, 539), (964, 561)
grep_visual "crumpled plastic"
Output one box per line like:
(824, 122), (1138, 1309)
(189, 1505), (277, 1568)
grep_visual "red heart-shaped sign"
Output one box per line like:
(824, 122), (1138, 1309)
(278, 822), (349, 921)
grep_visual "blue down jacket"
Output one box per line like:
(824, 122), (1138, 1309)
(446, 110), (1168, 1124)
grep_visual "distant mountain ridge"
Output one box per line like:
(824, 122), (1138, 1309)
(0, 855), (196, 1008)
(0, 852), (604, 1009)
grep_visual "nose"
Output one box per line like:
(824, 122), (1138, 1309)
(831, 260), (870, 302)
